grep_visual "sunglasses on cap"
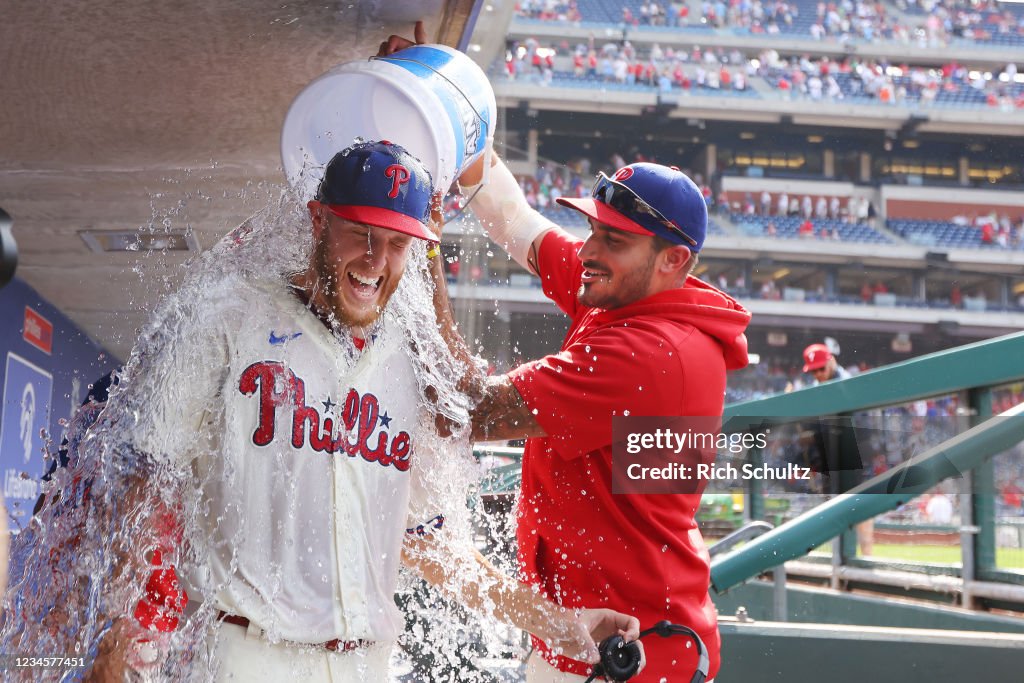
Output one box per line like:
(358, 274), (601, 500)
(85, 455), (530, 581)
(592, 173), (698, 247)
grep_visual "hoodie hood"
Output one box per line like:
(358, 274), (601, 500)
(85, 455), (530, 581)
(589, 275), (752, 371)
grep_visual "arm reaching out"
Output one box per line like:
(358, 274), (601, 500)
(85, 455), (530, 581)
(402, 537), (643, 668)
(425, 208), (545, 442)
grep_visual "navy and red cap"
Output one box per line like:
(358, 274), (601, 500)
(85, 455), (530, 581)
(802, 343), (833, 372)
(557, 163), (708, 251)
(315, 140), (435, 241)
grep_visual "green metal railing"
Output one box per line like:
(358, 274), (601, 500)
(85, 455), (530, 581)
(710, 402), (1024, 593)
(711, 330), (1024, 596)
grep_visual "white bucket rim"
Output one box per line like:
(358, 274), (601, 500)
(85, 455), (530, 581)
(281, 58), (459, 196)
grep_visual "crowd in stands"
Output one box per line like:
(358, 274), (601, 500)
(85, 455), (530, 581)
(757, 50), (1024, 108)
(504, 36), (1024, 108)
(704, 0), (912, 44)
(898, 0), (1024, 44)
(515, 0), (584, 22)
(505, 37), (755, 92)
(893, 211), (1024, 248)
(514, 0), (1024, 46)
(972, 212), (1024, 247)
(723, 189), (874, 222)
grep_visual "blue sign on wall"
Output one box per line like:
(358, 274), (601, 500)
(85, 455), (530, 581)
(0, 277), (118, 528)
(0, 353), (53, 526)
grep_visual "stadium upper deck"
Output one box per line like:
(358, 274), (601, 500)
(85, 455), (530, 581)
(511, 1), (1024, 65)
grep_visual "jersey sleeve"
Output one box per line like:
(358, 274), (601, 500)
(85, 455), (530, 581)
(534, 229), (585, 319)
(404, 419), (456, 537)
(508, 326), (682, 459)
(126, 301), (231, 469)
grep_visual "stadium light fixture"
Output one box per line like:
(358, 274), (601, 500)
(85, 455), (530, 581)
(79, 229), (199, 254)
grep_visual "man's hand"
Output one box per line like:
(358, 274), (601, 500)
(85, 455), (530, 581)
(377, 20), (427, 57)
(535, 608), (644, 670)
(84, 621), (134, 683)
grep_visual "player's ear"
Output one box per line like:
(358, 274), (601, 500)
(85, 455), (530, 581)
(659, 245), (691, 275)
(308, 200), (327, 238)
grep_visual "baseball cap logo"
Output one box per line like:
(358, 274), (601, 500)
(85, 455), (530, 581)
(613, 167), (634, 182)
(385, 164), (411, 198)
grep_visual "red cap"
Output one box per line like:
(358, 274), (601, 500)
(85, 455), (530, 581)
(802, 344), (833, 372)
(556, 196), (649, 235)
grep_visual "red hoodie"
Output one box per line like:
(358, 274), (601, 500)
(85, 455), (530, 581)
(508, 230), (750, 682)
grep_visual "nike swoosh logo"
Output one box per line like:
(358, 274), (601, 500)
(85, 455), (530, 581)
(269, 331), (302, 346)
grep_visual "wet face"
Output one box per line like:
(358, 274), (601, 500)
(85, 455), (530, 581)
(308, 204), (413, 330)
(576, 219), (660, 309)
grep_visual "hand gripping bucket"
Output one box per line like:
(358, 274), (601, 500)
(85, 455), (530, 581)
(281, 44), (497, 201)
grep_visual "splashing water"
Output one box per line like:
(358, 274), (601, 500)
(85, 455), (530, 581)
(0, 175), (519, 681)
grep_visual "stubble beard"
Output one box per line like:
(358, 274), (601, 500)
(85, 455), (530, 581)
(577, 248), (657, 310)
(312, 239), (387, 331)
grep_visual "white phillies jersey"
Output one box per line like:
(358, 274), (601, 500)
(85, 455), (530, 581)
(131, 277), (440, 644)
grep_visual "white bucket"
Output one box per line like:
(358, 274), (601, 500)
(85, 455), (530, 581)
(281, 44), (496, 201)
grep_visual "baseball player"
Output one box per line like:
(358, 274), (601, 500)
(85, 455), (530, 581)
(78, 140), (638, 682)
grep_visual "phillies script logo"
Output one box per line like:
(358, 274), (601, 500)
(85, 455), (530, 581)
(385, 164), (410, 198)
(239, 361), (411, 471)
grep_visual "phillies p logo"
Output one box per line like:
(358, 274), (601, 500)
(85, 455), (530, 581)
(385, 164), (411, 198)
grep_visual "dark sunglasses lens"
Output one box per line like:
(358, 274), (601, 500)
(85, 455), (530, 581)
(597, 180), (635, 215)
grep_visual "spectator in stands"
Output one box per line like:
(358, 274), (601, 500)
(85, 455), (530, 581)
(801, 195), (814, 218)
(981, 220), (994, 244)
(799, 218), (815, 237)
(761, 190), (773, 216)
(861, 281), (873, 303)
(950, 283), (963, 308)
(777, 192), (789, 217)
(815, 196), (829, 219)
(829, 196), (841, 219)
(741, 193), (755, 215)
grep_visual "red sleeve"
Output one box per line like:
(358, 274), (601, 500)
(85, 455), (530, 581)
(509, 325), (685, 459)
(534, 229), (584, 319)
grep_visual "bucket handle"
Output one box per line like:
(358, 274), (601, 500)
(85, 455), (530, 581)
(369, 55), (491, 133)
